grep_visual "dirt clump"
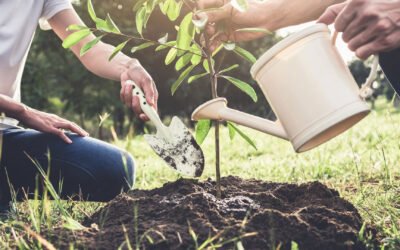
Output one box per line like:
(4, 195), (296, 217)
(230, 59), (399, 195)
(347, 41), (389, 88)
(49, 176), (368, 249)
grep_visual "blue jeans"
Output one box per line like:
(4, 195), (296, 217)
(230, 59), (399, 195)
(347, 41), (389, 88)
(0, 128), (135, 207)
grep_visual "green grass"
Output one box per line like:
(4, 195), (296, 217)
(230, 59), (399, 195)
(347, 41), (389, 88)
(1, 97), (400, 249)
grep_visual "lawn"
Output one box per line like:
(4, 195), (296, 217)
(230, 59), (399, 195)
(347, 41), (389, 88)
(1, 97), (400, 249)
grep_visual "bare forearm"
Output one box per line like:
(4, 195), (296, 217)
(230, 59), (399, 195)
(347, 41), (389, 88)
(79, 41), (132, 81)
(49, 9), (132, 81)
(0, 94), (27, 119)
(44, 7), (156, 118)
(263, 0), (345, 30)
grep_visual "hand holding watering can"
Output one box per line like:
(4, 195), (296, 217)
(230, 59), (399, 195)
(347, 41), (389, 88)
(192, 24), (378, 152)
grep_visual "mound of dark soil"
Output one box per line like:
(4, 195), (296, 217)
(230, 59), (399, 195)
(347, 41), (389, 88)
(49, 176), (368, 249)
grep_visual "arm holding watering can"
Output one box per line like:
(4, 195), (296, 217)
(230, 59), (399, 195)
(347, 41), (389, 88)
(196, 0), (400, 56)
(196, 0), (343, 46)
(197, 0), (400, 90)
(318, 0), (400, 60)
(318, 0), (400, 90)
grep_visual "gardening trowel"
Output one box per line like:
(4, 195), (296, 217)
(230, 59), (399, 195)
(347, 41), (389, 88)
(127, 80), (204, 177)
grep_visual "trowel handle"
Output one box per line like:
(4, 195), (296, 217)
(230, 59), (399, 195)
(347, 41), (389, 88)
(127, 80), (170, 138)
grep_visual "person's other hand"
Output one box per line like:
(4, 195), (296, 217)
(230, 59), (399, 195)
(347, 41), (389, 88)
(120, 59), (158, 121)
(15, 107), (88, 144)
(318, 0), (400, 59)
(196, 0), (270, 48)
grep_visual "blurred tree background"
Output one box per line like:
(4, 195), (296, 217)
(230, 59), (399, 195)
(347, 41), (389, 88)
(21, 0), (397, 139)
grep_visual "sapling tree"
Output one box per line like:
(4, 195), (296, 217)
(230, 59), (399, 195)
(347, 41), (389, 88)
(64, 0), (267, 197)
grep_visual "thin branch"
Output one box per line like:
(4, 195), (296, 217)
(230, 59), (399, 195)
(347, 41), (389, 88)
(90, 28), (205, 57)
(191, 39), (207, 58)
(215, 50), (227, 73)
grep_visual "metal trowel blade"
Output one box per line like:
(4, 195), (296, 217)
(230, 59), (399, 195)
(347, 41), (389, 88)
(144, 116), (204, 177)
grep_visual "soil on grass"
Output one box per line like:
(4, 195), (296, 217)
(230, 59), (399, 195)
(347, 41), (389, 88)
(48, 176), (370, 250)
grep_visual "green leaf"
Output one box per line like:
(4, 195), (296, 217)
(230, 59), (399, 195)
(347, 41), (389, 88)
(191, 54), (202, 66)
(223, 42), (236, 51)
(202, 59), (214, 73)
(87, 0), (97, 22)
(159, 0), (170, 14)
(227, 122), (236, 140)
(133, 0), (147, 11)
(131, 42), (155, 53)
(109, 40), (128, 61)
(188, 72), (208, 83)
(167, 0), (182, 21)
(175, 53), (192, 71)
(176, 13), (195, 55)
(62, 29), (91, 49)
(227, 122), (257, 150)
(171, 65), (196, 94)
(212, 44), (223, 57)
(136, 7), (146, 35)
(233, 46), (256, 63)
(66, 24), (87, 31)
(231, 0), (248, 12)
(95, 16), (120, 33)
(105, 14), (121, 33)
(80, 35), (104, 56)
(94, 18), (107, 31)
(145, 0), (152, 12)
(145, 0), (157, 13)
(222, 76), (258, 102)
(143, 6), (153, 28)
(190, 44), (202, 65)
(235, 27), (271, 34)
(155, 41), (176, 51)
(165, 47), (177, 65)
(219, 64), (239, 74)
(158, 33), (168, 44)
(195, 120), (211, 145)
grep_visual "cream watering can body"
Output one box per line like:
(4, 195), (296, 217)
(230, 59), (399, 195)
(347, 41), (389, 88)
(192, 24), (378, 153)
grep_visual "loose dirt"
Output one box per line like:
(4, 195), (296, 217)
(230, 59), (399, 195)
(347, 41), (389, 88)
(48, 176), (369, 249)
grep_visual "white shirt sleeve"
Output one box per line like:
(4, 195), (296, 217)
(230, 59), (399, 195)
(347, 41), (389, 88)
(39, 0), (73, 30)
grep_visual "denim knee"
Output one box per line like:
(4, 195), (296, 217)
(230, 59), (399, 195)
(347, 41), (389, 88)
(120, 151), (135, 190)
(102, 150), (135, 200)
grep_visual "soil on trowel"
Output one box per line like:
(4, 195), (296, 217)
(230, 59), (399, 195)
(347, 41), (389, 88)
(48, 176), (370, 250)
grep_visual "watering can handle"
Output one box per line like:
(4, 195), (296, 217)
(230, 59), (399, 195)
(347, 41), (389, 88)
(331, 31), (379, 99)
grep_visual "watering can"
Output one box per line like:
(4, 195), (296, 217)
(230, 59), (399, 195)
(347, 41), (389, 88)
(192, 24), (379, 153)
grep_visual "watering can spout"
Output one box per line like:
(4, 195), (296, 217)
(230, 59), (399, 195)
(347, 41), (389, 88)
(191, 98), (289, 141)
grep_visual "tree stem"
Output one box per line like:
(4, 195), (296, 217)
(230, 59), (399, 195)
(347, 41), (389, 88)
(205, 47), (221, 198)
(214, 120), (221, 198)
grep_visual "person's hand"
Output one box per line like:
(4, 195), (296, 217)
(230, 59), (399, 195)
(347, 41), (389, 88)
(120, 59), (158, 121)
(14, 107), (88, 144)
(196, 0), (270, 48)
(318, 0), (400, 59)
